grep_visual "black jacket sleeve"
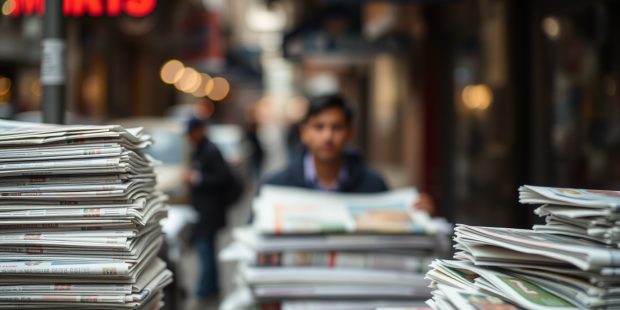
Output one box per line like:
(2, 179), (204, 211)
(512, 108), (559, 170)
(192, 142), (233, 191)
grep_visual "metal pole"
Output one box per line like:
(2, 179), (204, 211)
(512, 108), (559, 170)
(41, 0), (65, 124)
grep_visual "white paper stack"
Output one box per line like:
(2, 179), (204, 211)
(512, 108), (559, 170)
(0, 120), (172, 309)
(425, 185), (620, 310)
(220, 185), (451, 310)
(521, 185), (620, 246)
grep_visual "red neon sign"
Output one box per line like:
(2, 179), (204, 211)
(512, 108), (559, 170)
(6, 0), (157, 17)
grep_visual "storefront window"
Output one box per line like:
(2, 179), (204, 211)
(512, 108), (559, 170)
(540, 3), (620, 189)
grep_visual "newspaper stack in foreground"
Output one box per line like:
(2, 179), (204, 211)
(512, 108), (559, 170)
(0, 120), (172, 309)
(426, 185), (620, 310)
(220, 185), (451, 310)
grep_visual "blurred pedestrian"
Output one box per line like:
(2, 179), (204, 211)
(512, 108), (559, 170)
(184, 117), (240, 301)
(261, 94), (435, 215)
(244, 106), (264, 180)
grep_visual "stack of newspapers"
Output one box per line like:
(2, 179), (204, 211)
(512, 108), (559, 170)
(0, 120), (172, 309)
(426, 185), (620, 309)
(220, 185), (451, 310)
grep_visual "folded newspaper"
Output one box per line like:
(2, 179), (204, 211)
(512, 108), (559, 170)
(520, 185), (620, 247)
(0, 120), (172, 309)
(219, 287), (430, 310)
(426, 184), (620, 310)
(253, 185), (440, 234)
(221, 185), (451, 310)
(519, 185), (620, 209)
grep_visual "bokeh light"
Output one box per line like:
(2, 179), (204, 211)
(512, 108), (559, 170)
(192, 73), (213, 97)
(207, 77), (230, 101)
(160, 59), (185, 84)
(174, 67), (200, 93)
(462, 84), (493, 110)
(542, 16), (561, 40)
(185, 73), (203, 94)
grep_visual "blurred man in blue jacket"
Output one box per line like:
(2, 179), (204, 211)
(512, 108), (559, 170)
(262, 94), (434, 214)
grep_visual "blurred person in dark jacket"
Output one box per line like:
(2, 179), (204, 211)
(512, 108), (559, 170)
(245, 107), (264, 180)
(262, 94), (435, 215)
(184, 117), (237, 301)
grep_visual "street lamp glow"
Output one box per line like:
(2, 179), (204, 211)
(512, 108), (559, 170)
(174, 67), (200, 93)
(204, 78), (215, 97)
(462, 84), (493, 110)
(186, 73), (203, 94)
(192, 73), (213, 97)
(160, 59), (184, 84)
(542, 17), (561, 40)
(206, 77), (230, 101)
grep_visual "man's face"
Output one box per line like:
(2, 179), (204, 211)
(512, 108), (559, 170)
(301, 107), (352, 163)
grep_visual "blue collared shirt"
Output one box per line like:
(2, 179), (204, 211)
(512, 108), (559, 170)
(303, 153), (348, 191)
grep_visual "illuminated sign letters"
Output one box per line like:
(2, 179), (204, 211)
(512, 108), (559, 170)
(7, 0), (157, 17)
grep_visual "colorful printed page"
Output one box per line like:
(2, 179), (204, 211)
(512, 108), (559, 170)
(253, 185), (439, 234)
(438, 284), (519, 310)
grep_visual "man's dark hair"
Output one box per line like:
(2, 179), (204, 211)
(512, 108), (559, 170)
(185, 116), (206, 135)
(303, 94), (354, 125)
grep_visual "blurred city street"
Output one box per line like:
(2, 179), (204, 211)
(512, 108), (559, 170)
(2, 0), (620, 309)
